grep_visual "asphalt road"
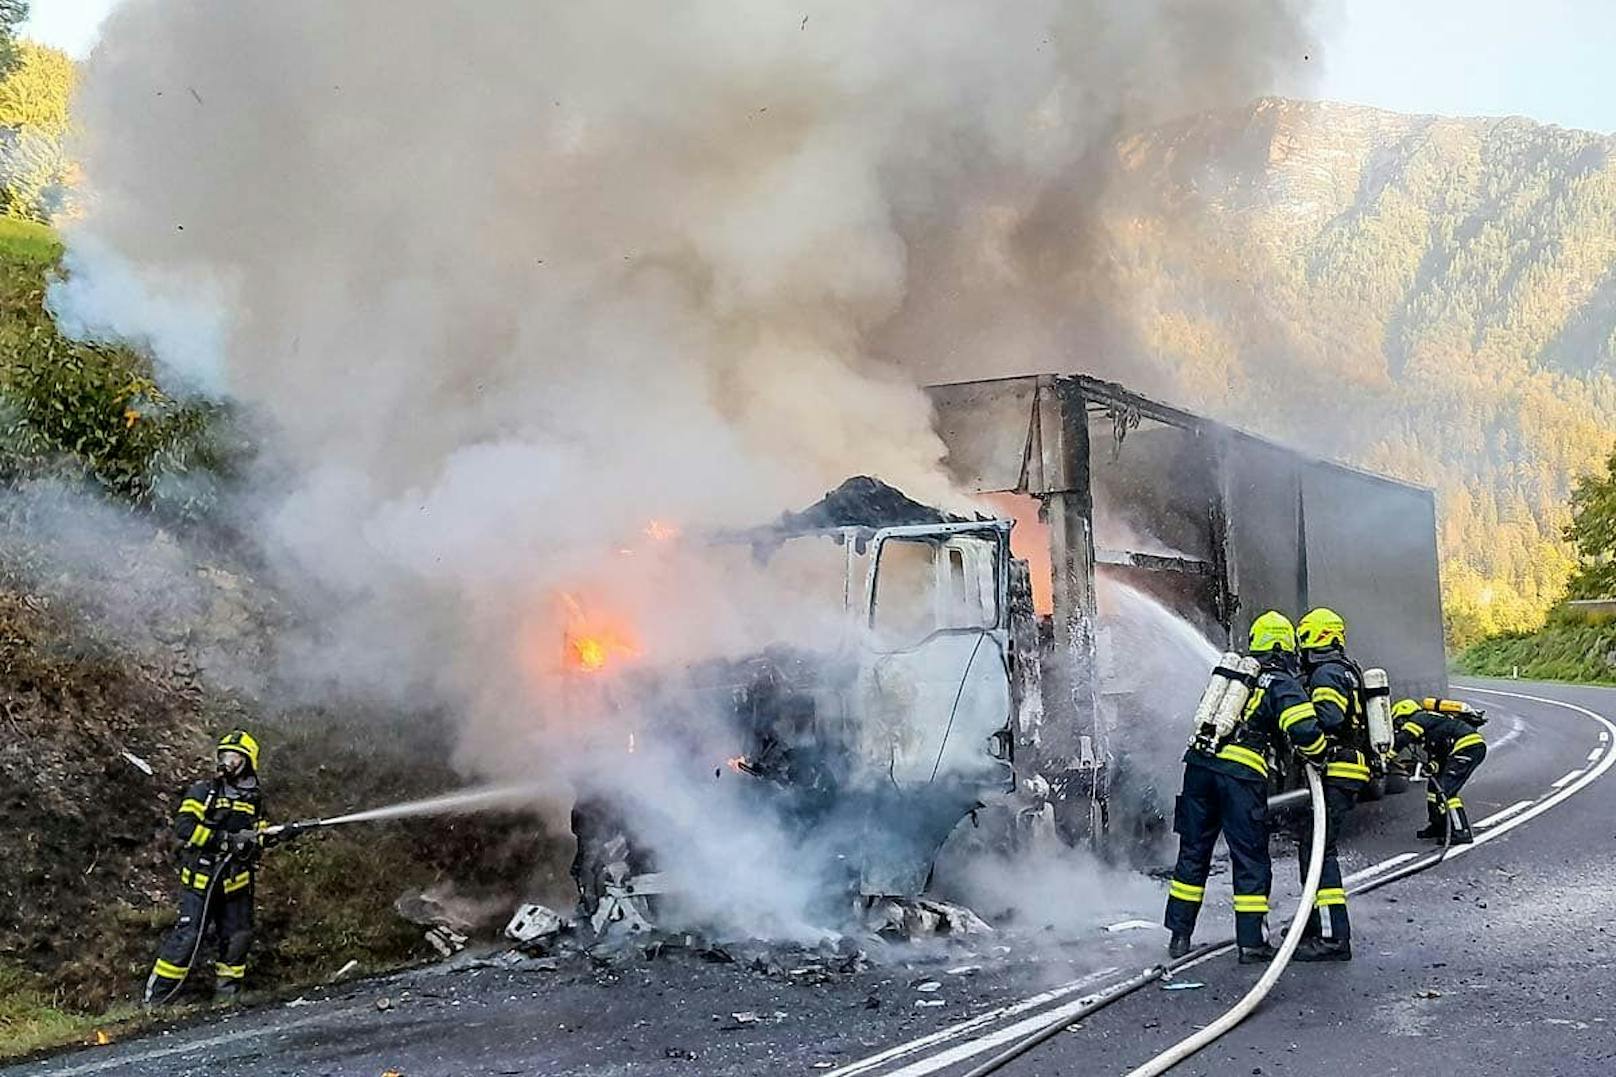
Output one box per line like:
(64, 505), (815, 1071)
(14, 678), (1615, 1077)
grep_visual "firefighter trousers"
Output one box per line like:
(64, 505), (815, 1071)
(1295, 779), (1358, 941)
(1165, 762), (1271, 948)
(148, 883), (254, 999)
(1427, 744), (1486, 829)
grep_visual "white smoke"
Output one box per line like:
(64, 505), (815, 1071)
(46, 1), (1319, 938)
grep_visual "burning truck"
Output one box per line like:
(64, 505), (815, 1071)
(558, 374), (1448, 938)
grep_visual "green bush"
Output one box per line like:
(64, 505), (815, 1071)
(1455, 613), (1616, 684)
(0, 218), (232, 516)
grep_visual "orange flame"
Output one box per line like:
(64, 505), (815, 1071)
(645, 519), (680, 542)
(560, 592), (639, 675)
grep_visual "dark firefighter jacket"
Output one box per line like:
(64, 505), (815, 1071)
(174, 776), (264, 896)
(1186, 659), (1329, 783)
(1393, 709), (1485, 763)
(1304, 654), (1373, 784)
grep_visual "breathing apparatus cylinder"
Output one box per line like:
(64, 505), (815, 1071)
(1191, 652), (1241, 727)
(1191, 653), (1259, 752)
(1363, 667), (1393, 755)
(1213, 656), (1262, 738)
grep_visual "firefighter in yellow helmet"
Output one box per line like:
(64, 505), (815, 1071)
(1164, 612), (1329, 963)
(1392, 697), (1487, 843)
(145, 730), (268, 1006)
(1292, 606), (1371, 961)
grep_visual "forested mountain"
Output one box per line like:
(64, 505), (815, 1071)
(1104, 97), (1616, 645)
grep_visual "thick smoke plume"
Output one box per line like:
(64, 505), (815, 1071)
(48, 1), (1318, 937)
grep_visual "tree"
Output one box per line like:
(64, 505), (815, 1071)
(1563, 449), (1616, 599)
(0, 39), (74, 221)
(0, 1), (26, 77)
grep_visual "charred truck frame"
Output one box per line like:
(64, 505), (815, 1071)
(570, 373), (1447, 933)
(926, 373), (1448, 839)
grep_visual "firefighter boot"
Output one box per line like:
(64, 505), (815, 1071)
(1168, 932), (1192, 959)
(1416, 799), (1444, 840)
(141, 973), (166, 1011)
(1237, 943), (1278, 965)
(1293, 936), (1352, 962)
(1446, 802), (1474, 845)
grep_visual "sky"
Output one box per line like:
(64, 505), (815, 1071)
(19, 0), (1616, 134)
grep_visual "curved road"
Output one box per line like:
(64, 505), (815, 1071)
(13, 678), (1615, 1077)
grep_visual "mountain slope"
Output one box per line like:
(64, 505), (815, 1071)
(1105, 97), (1616, 644)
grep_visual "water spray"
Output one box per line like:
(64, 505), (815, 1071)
(260, 782), (549, 841)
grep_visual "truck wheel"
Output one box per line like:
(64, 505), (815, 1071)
(1358, 776), (1385, 802)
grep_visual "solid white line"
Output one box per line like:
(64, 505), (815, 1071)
(834, 685), (1616, 1077)
(1474, 799), (1532, 829)
(822, 966), (1117, 1077)
(877, 982), (1138, 1077)
(31, 1008), (350, 1076)
(1342, 852), (1419, 887)
(1444, 687), (1616, 859)
(1589, 749), (1603, 763)
(1551, 769), (1582, 789)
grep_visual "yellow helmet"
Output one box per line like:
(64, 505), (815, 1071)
(1391, 698), (1421, 721)
(1248, 610), (1296, 654)
(1297, 607), (1346, 651)
(217, 729), (260, 772)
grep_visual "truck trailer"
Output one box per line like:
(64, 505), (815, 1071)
(925, 372), (1449, 840)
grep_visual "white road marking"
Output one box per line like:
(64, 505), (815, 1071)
(1491, 713), (1528, 751)
(30, 1008), (350, 1076)
(823, 966), (1118, 1077)
(876, 981), (1139, 1077)
(833, 685), (1616, 1077)
(1343, 852), (1418, 886)
(1443, 687), (1616, 860)
(1473, 799), (1532, 829)
(1589, 748), (1603, 763)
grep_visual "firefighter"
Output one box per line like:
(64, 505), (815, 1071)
(1392, 698), (1487, 844)
(1165, 611), (1329, 964)
(144, 730), (266, 1006)
(1292, 606), (1372, 962)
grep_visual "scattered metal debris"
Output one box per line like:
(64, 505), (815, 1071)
(120, 750), (154, 776)
(506, 902), (566, 947)
(1105, 919), (1157, 933)
(425, 926), (469, 957)
(866, 897), (994, 939)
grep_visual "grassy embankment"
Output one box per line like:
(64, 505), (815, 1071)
(1455, 604), (1616, 685)
(0, 216), (565, 1060)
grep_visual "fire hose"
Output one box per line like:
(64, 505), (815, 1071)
(1119, 764), (1326, 1076)
(960, 766), (1329, 1077)
(150, 849), (234, 1007)
(150, 822), (322, 1006)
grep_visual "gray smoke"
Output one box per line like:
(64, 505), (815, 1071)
(47, 1), (1319, 938)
